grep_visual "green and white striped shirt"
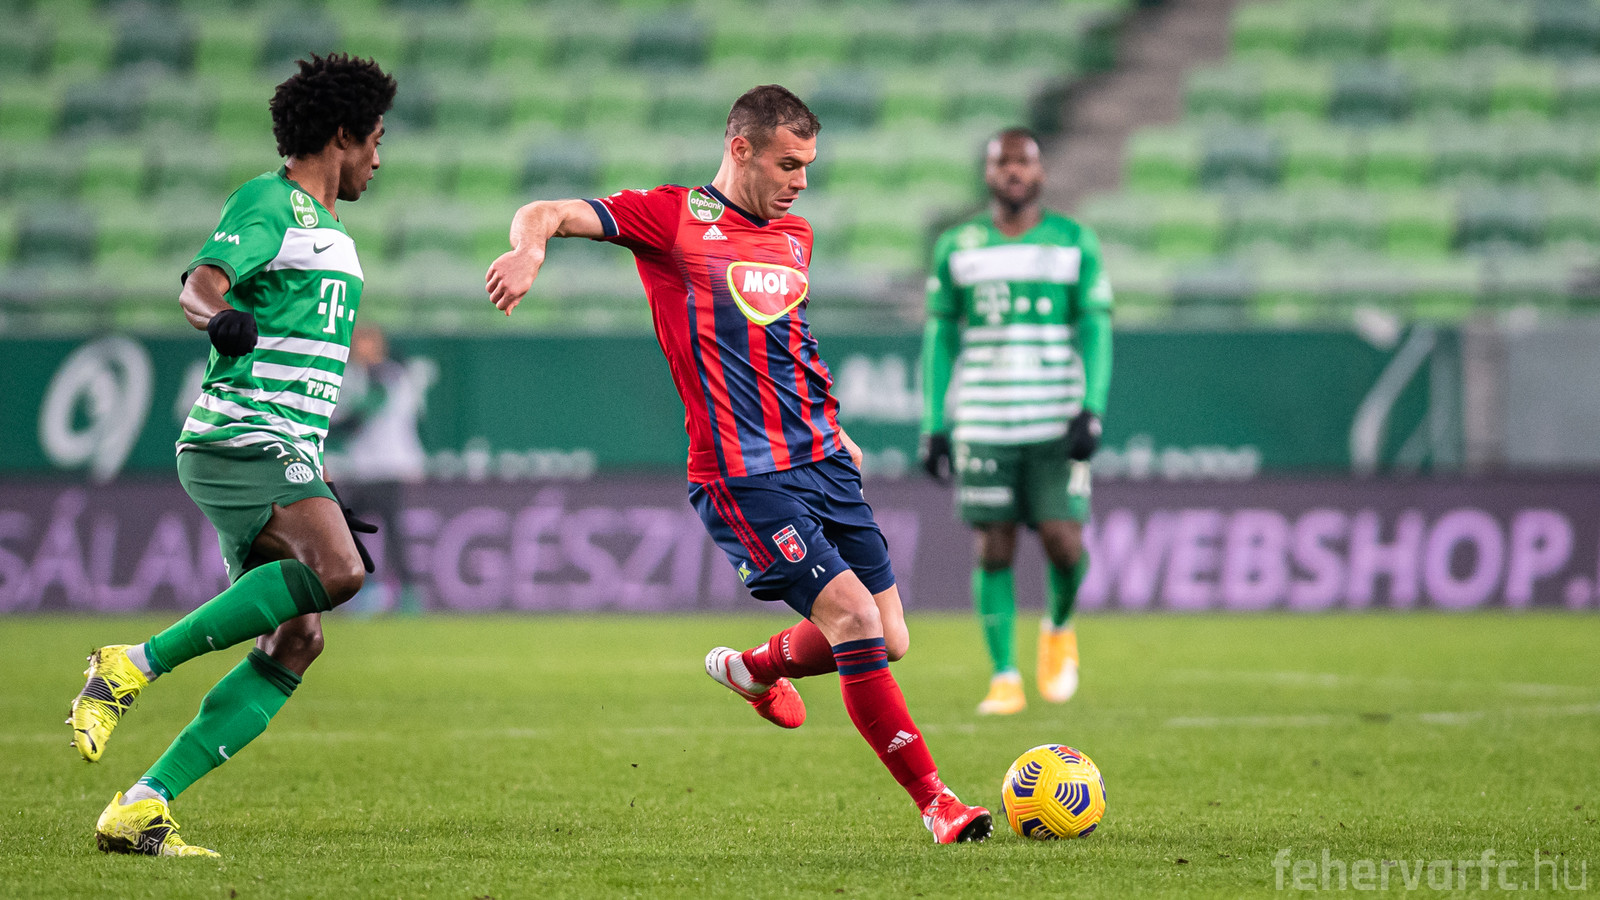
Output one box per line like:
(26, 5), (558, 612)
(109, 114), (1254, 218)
(178, 167), (364, 472)
(927, 212), (1112, 445)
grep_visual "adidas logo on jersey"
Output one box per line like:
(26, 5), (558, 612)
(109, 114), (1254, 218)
(703, 225), (727, 241)
(886, 729), (920, 754)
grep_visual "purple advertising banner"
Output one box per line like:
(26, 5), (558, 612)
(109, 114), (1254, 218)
(3, 476), (1599, 614)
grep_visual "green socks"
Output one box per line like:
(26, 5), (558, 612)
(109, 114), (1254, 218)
(139, 649), (301, 801)
(1048, 551), (1089, 629)
(146, 560), (331, 675)
(972, 567), (1017, 675)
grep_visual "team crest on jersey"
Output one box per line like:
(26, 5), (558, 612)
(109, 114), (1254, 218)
(773, 524), (806, 563)
(786, 233), (806, 267)
(956, 223), (986, 250)
(726, 261), (808, 326)
(290, 190), (318, 228)
(688, 189), (725, 222)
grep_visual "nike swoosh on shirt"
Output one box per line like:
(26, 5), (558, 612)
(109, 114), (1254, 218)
(313, 243), (334, 253)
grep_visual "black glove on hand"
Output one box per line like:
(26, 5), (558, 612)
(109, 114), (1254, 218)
(326, 481), (380, 574)
(206, 308), (258, 357)
(919, 432), (953, 483)
(1065, 410), (1102, 462)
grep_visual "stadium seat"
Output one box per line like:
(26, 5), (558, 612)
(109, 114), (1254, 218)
(1381, 190), (1455, 258)
(194, 17), (263, 78)
(1075, 193), (1153, 253)
(113, 12), (196, 73)
(433, 74), (515, 136)
(1186, 65), (1259, 121)
(1329, 62), (1410, 124)
(1432, 125), (1500, 187)
(1543, 189), (1600, 250)
(1171, 260), (1255, 321)
(1259, 61), (1333, 120)
(142, 78), (218, 136)
(1361, 127), (1433, 189)
(1502, 126), (1595, 184)
(387, 73), (439, 132)
(51, 17), (114, 77)
(1231, 1), (1304, 57)
(651, 80), (731, 136)
(1279, 124), (1357, 187)
(149, 141), (244, 201)
(1301, 188), (1381, 253)
(1407, 57), (1488, 120)
(1199, 126), (1279, 189)
(1304, 2), (1381, 58)
(59, 77), (144, 136)
(1226, 189), (1304, 253)
(1530, 0), (1600, 57)
(1560, 62), (1600, 120)
(452, 140), (521, 203)
(807, 74), (883, 133)
(2, 143), (83, 202)
(16, 203), (95, 265)
(0, 20), (49, 77)
(0, 79), (62, 141)
(213, 79), (275, 143)
(1457, 2), (1530, 55)
(1149, 193), (1224, 259)
(579, 76), (651, 130)
(1489, 59), (1560, 120)
(409, 15), (492, 73)
(1385, 2), (1459, 58)
(1124, 128), (1201, 192)
(1403, 257), (1479, 320)
(261, 15), (341, 75)
(627, 16), (710, 69)
(365, 138), (453, 201)
(520, 139), (602, 197)
(82, 138), (151, 202)
(1455, 188), (1545, 251)
(880, 70), (949, 129)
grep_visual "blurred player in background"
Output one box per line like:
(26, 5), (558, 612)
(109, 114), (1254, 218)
(919, 128), (1113, 716)
(486, 85), (993, 844)
(327, 324), (429, 613)
(68, 54), (395, 857)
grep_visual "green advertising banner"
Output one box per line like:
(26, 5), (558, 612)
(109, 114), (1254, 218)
(0, 328), (1456, 480)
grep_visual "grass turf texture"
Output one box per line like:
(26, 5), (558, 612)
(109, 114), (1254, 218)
(1, 612), (1596, 899)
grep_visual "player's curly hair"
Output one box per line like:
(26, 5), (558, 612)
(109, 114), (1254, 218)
(725, 84), (820, 151)
(269, 53), (397, 159)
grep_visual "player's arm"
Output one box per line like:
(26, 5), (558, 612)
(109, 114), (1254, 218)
(180, 264), (258, 357)
(484, 199), (605, 315)
(918, 235), (961, 480)
(837, 426), (864, 470)
(1066, 227), (1113, 461)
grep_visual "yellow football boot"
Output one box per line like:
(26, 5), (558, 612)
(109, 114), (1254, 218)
(976, 671), (1026, 715)
(69, 645), (148, 762)
(1038, 624), (1079, 703)
(94, 793), (219, 858)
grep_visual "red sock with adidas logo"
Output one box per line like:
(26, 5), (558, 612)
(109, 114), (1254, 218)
(741, 619), (837, 683)
(833, 638), (943, 810)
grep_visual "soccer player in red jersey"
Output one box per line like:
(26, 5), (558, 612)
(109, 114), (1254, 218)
(485, 85), (992, 844)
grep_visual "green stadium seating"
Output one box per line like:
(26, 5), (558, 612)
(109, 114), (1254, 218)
(410, 15), (492, 73)
(432, 73), (515, 135)
(1149, 193), (1223, 259)
(1406, 57), (1487, 120)
(1261, 60), (1333, 120)
(0, 79), (62, 141)
(59, 77), (143, 135)
(1455, 188), (1545, 250)
(1385, 2), (1460, 58)
(1432, 124), (1500, 187)
(1530, 0), (1600, 57)
(0, 21), (50, 77)
(1560, 62), (1600, 119)
(261, 14), (341, 75)
(1199, 127), (1279, 189)
(82, 139), (151, 202)
(1227, 190), (1304, 253)
(1381, 190), (1455, 257)
(1301, 188), (1381, 252)
(1124, 128), (1201, 192)
(1186, 64), (1258, 120)
(453, 141), (522, 202)
(1458, 2), (1530, 55)
(1543, 189), (1600, 249)
(16, 203), (95, 265)
(212, 79), (275, 143)
(1279, 124), (1358, 187)
(1329, 62), (1409, 124)
(1232, 2), (1304, 56)
(114, 13), (197, 73)
(628, 16), (710, 69)
(142, 78), (218, 135)
(1489, 59), (1560, 119)
(520, 139), (602, 197)
(1360, 127), (1432, 188)
(195, 17), (264, 78)
(1305, 2), (1382, 58)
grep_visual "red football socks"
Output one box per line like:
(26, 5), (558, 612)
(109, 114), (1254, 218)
(833, 638), (943, 810)
(742, 619), (837, 684)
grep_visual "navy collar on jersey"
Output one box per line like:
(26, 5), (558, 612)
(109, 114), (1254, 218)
(701, 184), (768, 228)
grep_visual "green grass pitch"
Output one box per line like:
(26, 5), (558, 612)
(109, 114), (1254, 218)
(2, 612), (1596, 898)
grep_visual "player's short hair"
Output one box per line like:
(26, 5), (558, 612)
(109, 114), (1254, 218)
(270, 53), (397, 159)
(988, 127), (1041, 156)
(725, 85), (821, 151)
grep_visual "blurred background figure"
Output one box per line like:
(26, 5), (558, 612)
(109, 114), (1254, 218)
(327, 324), (429, 614)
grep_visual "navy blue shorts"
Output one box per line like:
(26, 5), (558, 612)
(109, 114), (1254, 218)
(690, 450), (896, 618)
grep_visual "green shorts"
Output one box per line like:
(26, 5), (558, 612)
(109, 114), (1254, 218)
(177, 442), (335, 583)
(954, 439), (1092, 526)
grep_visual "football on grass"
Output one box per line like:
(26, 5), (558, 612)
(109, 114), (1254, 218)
(1000, 744), (1107, 839)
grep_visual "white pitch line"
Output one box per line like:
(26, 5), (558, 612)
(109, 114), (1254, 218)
(1166, 702), (1600, 729)
(1167, 669), (1596, 697)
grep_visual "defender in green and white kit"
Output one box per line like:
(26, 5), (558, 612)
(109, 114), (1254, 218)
(69, 54), (395, 858)
(919, 128), (1113, 716)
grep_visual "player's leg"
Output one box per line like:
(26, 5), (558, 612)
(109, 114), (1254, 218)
(1031, 452), (1093, 704)
(70, 448), (347, 764)
(955, 441), (1026, 714)
(809, 569), (991, 843)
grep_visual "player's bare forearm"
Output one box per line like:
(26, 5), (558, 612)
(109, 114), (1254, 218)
(838, 428), (864, 470)
(179, 264), (235, 331)
(485, 200), (605, 315)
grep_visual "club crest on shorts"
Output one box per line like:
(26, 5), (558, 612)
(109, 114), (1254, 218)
(284, 462), (315, 484)
(773, 524), (807, 563)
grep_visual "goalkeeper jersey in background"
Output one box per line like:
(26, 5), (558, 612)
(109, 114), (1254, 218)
(588, 183), (844, 483)
(923, 212), (1113, 445)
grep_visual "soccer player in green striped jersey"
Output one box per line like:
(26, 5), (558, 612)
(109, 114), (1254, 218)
(69, 54), (396, 857)
(919, 128), (1113, 716)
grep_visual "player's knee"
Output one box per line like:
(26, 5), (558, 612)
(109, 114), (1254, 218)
(885, 629), (909, 661)
(1040, 527), (1084, 569)
(267, 619), (324, 667)
(316, 559), (365, 607)
(825, 601), (883, 643)
(976, 526), (1017, 571)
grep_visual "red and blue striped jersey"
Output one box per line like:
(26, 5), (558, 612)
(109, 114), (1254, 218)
(587, 184), (844, 483)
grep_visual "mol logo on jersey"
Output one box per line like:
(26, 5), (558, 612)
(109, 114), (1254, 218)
(726, 262), (808, 326)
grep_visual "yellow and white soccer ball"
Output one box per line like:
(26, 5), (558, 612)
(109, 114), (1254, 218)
(1000, 744), (1107, 839)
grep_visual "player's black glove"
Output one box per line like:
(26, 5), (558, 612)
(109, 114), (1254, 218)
(1065, 410), (1102, 462)
(206, 308), (258, 357)
(919, 432), (953, 483)
(325, 481), (379, 574)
